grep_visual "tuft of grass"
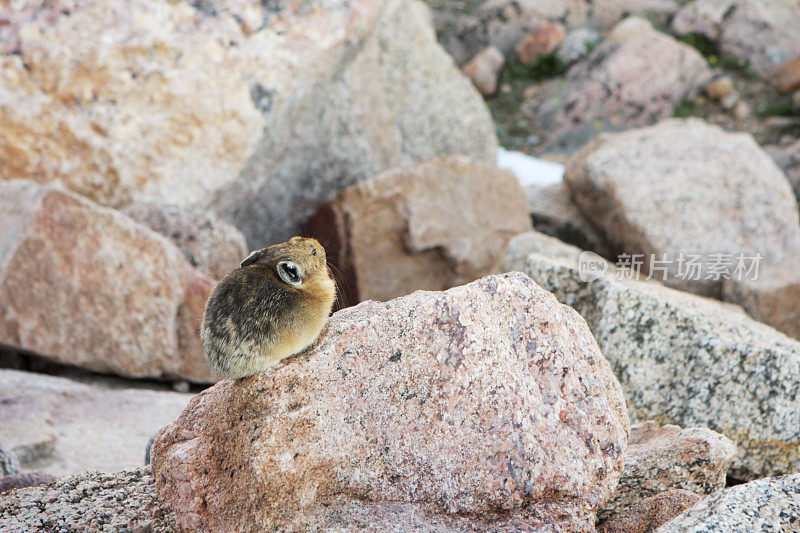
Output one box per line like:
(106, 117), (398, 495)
(680, 32), (718, 58)
(757, 98), (800, 118)
(485, 52), (569, 150)
(673, 97), (707, 119)
(503, 53), (567, 83)
(679, 32), (756, 77)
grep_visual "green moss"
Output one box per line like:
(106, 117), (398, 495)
(679, 32), (756, 77)
(503, 53), (567, 83)
(680, 33), (718, 58)
(673, 98), (708, 119)
(485, 52), (568, 150)
(757, 98), (800, 118)
(431, 0), (484, 15)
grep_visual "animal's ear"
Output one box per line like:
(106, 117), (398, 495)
(240, 249), (265, 268)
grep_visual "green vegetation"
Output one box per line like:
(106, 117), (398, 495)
(679, 32), (755, 77)
(503, 53), (567, 83)
(486, 52), (567, 151)
(427, 0), (484, 15)
(679, 33), (718, 58)
(672, 97), (707, 119)
(757, 98), (800, 118)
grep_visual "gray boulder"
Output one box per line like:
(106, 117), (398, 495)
(0, 0), (496, 248)
(564, 118), (800, 338)
(656, 473), (800, 532)
(500, 231), (800, 479)
(211, 0), (498, 246)
(672, 0), (800, 77)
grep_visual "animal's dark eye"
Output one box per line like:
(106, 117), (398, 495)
(311, 248), (317, 256)
(277, 261), (302, 286)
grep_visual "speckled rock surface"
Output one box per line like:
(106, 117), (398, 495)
(152, 273), (629, 531)
(564, 118), (800, 300)
(304, 156), (531, 307)
(599, 490), (701, 533)
(600, 422), (734, 520)
(0, 0), (495, 248)
(124, 201), (248, 280)
(534, 20), (710, 151)
(526, 183), (612, 257)
(0, 467), (175, 532)
(671, 0), (800, 77)
(500, 231), (800, 480)
(0, 369), (192, 477)
(0, 180), (215, 382)
(655, 474), (800, 532)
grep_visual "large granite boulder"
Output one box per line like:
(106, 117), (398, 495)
(500, 231), (800, 480)
(564, 118), (800, 339)
(0, 369), (192, 477)
(672, 0), (800, 78)
(304, 156), (531, 307)
(0, 0), (496, 247)
(0, 180), (214, 382)
(152, 273), (629, 531)
(534, 19), (710, 152)
(656, 473), (800, 532)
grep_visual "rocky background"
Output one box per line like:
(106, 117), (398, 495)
(1, 0), (799, 531)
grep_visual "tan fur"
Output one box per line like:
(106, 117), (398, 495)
(201, 237), (336, 379)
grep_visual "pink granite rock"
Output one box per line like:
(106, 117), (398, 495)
(462, 46), (506, 96)
(152, 273), (629, 531)
(515, 22), (566, 65)
(0, 180), (215, 382)
(599, 490), (702, 533)
(534, 18), (710, 151)
(600, 422), (734, 520)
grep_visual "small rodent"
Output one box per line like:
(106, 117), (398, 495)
(201, 237), (336, 379)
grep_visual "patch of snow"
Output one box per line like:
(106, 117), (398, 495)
(497, 147), (564, 188)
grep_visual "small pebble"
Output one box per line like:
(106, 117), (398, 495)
(733, 101), (751, 121)
(706, 76), (734, 100)
(172, 380), (190, 393)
